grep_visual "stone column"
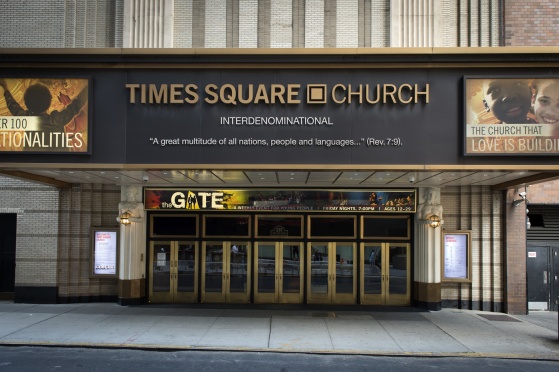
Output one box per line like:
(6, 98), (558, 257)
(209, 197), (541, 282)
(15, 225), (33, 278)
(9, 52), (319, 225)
(414, 187), (443, 310)
(117, 185), (146, 305)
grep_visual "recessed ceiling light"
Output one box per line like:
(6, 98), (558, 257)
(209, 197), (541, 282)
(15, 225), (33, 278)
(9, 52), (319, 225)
(68, 171), (74, 174)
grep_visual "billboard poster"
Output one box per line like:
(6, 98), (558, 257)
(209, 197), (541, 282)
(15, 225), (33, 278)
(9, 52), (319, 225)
(0, 77), (89, 153)
(464, 77), (559, 155)
(144, 188), (416, 213)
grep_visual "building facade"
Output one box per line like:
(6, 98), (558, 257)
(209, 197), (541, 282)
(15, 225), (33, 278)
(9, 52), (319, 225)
(0, 0), (558, 315)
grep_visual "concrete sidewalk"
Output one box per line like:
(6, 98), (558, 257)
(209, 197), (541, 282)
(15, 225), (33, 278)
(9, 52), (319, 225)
(0, 302), (557, 360)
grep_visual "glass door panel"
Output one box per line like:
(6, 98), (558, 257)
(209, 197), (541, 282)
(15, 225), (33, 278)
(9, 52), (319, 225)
(360, 243), (410, 305)
(202, 241), (251, 303)
(282, 244), (302, 297)
(335, 244), (355, 295)
(387, 243), (410, 305)
(256, 243), (276, 301)
(308, 243), (330, 303)
(307, 242), (356, 304)
(254, 242), (303, 304)
(149, 241), (198, 303)
(361, 244), (383, 304)
(228, 243), (250, 301)
(150, 242), (172, 303)
(204, 243), (224, 298)
(175, 242), (198, 302)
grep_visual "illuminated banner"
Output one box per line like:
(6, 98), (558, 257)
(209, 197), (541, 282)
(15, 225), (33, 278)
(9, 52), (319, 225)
(0, 77), (90, 153)
(145, 189), (416, 213)
(464, 77), (559, 155)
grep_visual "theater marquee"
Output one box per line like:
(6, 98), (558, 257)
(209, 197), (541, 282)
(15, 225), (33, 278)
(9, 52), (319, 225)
(144, 189), (417, 213)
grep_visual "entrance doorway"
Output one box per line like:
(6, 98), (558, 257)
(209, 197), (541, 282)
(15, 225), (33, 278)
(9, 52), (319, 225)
(527, 245), (559, 311)
(201, 241), (251, 303)
(149, 241), (199, 303)
(254, 242), (304, 303)
(0, 214), (16, 299)
(360, 243), (411, 305)
(306, 242), (357, 304)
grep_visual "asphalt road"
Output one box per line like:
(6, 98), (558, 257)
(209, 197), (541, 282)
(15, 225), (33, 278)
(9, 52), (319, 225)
(0, 346), (558, 371)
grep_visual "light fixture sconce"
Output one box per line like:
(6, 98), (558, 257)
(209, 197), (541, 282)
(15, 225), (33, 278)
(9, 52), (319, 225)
(119, 211), (131, 226)
(428, 215), (441, 228)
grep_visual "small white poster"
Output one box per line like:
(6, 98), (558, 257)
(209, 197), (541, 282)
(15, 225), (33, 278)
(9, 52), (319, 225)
(444, 233), (468, 279)
(93, 231), (118, 275)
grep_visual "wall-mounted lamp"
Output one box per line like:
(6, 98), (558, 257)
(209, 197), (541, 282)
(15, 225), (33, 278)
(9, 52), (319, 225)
(119, 211), (131, 226)
(428, 215), (441, 228)
(512, 191), (528, 207)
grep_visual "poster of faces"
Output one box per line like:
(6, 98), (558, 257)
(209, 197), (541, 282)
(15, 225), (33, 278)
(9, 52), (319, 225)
(464, 77), (559, 155)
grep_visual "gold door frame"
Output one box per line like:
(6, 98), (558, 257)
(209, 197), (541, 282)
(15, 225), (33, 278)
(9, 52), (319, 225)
(201, 241), (251, 303)
(360, 242), (411, 306)
(307, 242), (357, 304)
(148, 241), (199, 303)
(254, 242), (304, 304)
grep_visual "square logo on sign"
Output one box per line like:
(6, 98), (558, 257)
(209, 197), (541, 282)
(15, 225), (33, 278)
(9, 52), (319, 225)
(307, 84), (327, 104)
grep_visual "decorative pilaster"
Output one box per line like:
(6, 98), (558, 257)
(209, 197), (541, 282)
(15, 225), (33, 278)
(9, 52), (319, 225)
(414, 187), (443, 310)
(117, 186), (146, 305)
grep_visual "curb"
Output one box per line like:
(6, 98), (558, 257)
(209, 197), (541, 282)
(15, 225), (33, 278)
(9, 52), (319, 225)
(1, 341), (559, 361)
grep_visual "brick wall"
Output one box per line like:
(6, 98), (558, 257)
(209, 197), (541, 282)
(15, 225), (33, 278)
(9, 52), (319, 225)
(271, 0), (292, 48)
(174, 0), (194, 48)
(440, 186), (504, 312)
(239, 0), (258, 47)
(0, 0), (122, 48)
(205, 0), (227, 47)
(58, 183), (120, 302)
(0, 176), (60, 290)
(0, 176), (120, 302)
(337, 0), (358, 48)
(505, 188), (527, 314)
(305, 0), (325, 47)
(504, 0), (559, 46)
(526, 180), (559, 204)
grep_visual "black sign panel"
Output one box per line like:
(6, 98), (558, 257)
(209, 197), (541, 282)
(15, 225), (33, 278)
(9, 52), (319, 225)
(1, 58), (559, 167)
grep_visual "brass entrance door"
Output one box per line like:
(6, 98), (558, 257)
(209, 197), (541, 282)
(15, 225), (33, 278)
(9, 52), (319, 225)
(201, 241), (251, 303)
(254, 242), (304, 304)
(360, 243), (410, 305)
(149, 241), (199, 303)
(307, 242), (356, 304)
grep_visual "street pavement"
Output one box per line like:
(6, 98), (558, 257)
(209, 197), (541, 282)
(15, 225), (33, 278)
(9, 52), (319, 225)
(0, 302), (557, 360)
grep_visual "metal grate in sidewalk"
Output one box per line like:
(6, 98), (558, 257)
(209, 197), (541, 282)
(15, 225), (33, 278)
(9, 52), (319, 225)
(477, 314), (521, 322)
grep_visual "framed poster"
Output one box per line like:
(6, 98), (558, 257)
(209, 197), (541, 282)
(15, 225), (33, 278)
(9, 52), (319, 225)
(0, 77), (91, 154)
(441, 230), (472, 283)
(464, 76), (559, 156)
(90, 228), (119, 278)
